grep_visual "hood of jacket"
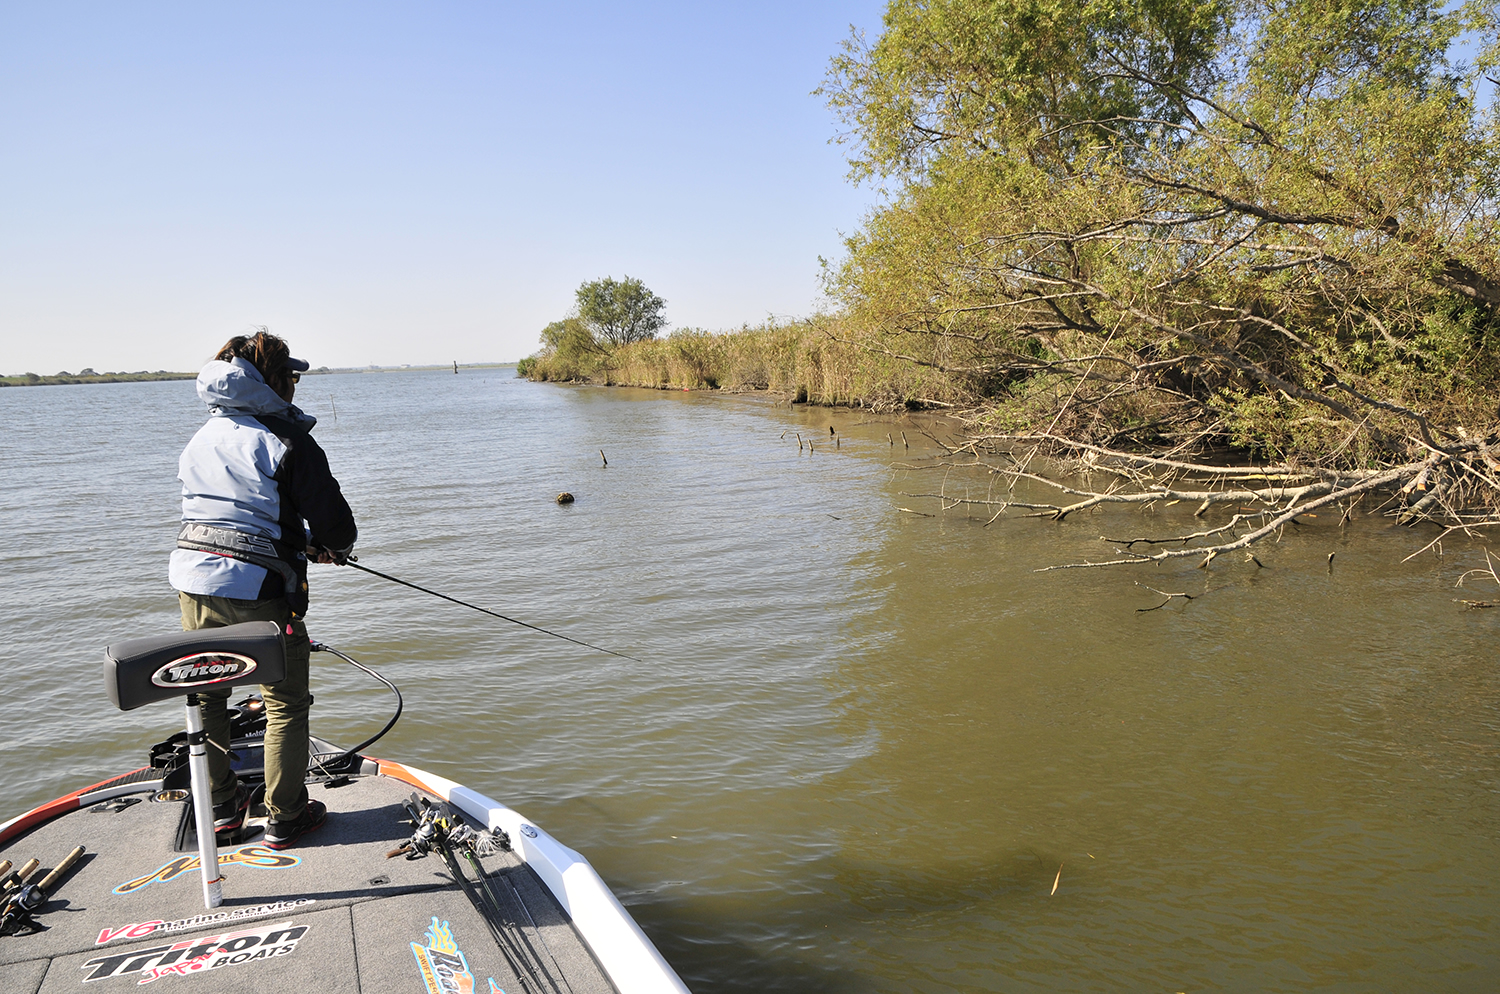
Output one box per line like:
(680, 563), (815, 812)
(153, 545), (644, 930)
(197, 357), (317, 431)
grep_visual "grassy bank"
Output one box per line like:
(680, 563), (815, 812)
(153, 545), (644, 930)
(519, 318), (973, 412)
(0, 370), (195, 388)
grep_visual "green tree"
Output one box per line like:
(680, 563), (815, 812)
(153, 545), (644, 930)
(819, 0), (1500, 546)
(540, 316), (601, 355)
(528, 315), (605, 381)
(575, 276), (667, 348)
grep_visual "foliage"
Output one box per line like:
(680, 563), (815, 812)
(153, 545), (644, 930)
(523, 278), (671, 381)
(0, 370), (194, 387)
(522, 316), (971, 409)
(575, 276), (668, 348)
(820, 0), (1500, 481)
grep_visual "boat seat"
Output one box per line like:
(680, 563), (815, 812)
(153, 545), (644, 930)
(104, 621), (286, 711)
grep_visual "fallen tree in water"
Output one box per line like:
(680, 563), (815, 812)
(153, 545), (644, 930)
(902, 432), (1500, 569)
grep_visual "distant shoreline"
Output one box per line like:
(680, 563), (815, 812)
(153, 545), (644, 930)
(0, 363), (516, 388)
(0, 371), (196, 387)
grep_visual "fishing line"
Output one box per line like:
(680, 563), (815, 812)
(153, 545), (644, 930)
(343, 560), (640, 662)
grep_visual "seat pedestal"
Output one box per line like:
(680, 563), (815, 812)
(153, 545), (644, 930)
(183, 693), (223, 909)
(104, 620), (287, 911)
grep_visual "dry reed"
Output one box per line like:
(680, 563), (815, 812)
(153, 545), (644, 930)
(523, 316), (972, 411)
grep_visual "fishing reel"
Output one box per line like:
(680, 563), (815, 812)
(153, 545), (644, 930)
(386, 794), (508, 861)
(1, 883), (50, 936)
(0, 846), (85, 937)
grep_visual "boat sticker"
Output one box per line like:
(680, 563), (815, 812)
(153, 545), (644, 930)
(150, 652), (258, 688)
(411, 917), (504, 994)
(96, 899), (316, 944)
(79, 920), (308, 983)
(113, 844), (300, 895)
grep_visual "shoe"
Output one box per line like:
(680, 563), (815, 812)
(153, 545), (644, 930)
(212, 784), (251, 839)
(264, 799), (327, 850)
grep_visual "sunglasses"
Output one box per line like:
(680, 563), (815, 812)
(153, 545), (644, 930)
(289, 372), (301, 383)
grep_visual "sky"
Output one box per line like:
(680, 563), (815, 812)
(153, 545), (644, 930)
(0, 2), (888, 374)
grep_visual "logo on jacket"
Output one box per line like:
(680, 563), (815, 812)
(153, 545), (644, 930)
(150, 652), (257, 688)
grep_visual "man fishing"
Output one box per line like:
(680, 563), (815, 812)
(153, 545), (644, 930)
(169, 328), (357, 850)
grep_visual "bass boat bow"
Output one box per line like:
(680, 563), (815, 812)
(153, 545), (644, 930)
(0, 623), (689, 994)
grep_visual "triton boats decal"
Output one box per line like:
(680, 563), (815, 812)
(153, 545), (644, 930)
(150, 652), (257, 689)
(79, 921), (308, 983)
(96, 900), (317, 944)
(411, 917), (502, 994)
(112, 844), (300, 895)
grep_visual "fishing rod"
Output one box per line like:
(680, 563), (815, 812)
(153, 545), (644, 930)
(343, 559), (640, 662)
(390, 796), (565, 994)
(1, 846), (85, 936)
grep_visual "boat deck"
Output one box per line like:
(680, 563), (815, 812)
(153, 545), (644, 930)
(3, 772), (617, 993)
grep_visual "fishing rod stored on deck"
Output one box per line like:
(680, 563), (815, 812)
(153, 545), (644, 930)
(1, 846), (85, 936)
(389, 794), (571, 994)
(343, 559), (639, 662)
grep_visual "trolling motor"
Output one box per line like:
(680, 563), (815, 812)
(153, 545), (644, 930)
(104, 622), (286, 910)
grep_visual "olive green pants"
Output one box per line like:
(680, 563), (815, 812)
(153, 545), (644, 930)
(178, 592), (311, 822)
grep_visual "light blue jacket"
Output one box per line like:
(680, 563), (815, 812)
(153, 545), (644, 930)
(168, 359), (318, 599)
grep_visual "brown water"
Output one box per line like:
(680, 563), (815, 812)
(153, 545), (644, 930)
(2, 371), (1498, 992)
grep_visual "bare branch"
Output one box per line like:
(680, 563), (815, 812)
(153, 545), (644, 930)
(1134, 581), (1195, 612)
(1036, 462), (1418, 570)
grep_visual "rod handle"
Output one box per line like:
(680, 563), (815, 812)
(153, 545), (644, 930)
(0, 858), (40, 894)
(36, 846), (85, 895)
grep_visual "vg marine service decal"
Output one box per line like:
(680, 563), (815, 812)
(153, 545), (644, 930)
(96, 899), (317, 944)
(79, 920), (309, 984)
